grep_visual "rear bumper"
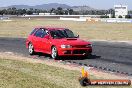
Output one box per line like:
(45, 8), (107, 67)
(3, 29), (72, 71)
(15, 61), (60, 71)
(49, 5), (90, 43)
(58, 48), (92, 56)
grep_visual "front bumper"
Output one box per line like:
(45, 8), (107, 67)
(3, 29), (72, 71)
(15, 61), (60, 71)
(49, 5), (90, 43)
(58, 48), (92, 56)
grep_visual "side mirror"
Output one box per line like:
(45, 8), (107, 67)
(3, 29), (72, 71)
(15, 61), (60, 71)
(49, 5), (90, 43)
(77, 35), (79, 38)
(44, 35), (50, 39)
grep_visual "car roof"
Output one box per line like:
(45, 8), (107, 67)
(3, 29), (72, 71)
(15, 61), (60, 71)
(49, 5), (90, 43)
(34, 26), (66, 31)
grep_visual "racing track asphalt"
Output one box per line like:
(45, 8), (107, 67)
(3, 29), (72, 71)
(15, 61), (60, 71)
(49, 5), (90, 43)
(0, 37), (132, 76)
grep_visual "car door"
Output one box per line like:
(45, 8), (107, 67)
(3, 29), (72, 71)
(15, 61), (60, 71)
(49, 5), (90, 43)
(33, 28), (50, 53)
(33, 28), (45, 51)
(42, 30), (51, 53)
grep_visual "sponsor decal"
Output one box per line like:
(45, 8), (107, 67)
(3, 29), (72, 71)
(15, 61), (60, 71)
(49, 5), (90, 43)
(79, 67), (131, 86)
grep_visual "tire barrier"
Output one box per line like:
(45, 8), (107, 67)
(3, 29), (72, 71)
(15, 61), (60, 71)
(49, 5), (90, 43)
(64, 60), (132, 76)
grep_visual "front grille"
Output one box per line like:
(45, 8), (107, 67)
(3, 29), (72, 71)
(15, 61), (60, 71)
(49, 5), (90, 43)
(73, 50), (87, 54)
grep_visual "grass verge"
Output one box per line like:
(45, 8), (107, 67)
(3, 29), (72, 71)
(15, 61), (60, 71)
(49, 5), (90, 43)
(0, 18), (132, 41)
(0, 53), (131, 88)
(0, 58), (81, 88)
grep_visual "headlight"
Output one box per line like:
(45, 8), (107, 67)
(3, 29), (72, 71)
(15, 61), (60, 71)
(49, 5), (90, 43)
(86, 44), (92, 47)
(61, 45), (72, 48)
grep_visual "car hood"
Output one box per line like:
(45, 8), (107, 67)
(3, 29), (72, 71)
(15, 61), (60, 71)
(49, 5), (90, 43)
(51, 38), (91, 45)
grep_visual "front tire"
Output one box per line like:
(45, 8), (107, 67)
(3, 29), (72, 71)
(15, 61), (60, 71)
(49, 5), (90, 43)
(28, 43), (35, 55)
(51, 46), (58, 59)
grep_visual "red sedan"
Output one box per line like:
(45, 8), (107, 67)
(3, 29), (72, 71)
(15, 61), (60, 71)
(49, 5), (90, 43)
(26, 27), (92, 59)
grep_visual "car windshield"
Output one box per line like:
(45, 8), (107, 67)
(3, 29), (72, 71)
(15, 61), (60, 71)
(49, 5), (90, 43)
(50, 29), (77, 39)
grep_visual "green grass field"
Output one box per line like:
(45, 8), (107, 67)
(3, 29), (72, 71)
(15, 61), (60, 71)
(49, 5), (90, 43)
(0, 58), (81, 88)
(0, 18), (132, 41)
(0, 57), (131, 88)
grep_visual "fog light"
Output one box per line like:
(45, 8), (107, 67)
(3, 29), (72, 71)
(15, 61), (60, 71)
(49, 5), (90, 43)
(63, 50), (71, 54)
(86, 44), (92, 47)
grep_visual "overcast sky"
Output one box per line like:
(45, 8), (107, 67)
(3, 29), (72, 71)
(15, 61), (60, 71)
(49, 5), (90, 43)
(0, 0), (131, 10)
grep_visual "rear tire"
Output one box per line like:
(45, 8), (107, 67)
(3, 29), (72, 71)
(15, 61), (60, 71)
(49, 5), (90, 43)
(28, 43), (35, 55)
(51, 46), (58, 59)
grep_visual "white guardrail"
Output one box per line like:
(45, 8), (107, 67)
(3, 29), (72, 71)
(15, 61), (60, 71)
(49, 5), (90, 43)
(22, 15), (132, 23)
(60, 17), (132, 23)
(101, 18), (132, 23)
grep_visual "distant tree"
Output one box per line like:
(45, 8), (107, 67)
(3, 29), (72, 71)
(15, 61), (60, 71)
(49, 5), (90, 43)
(91, 10), (96, 15)
(56, 7), (64, 15)
(64, 10), (68, 15)
(26, 10), (33, 15)
(22, 9), (27, 14)
(100, 15), (109, 18)
(111, 15), (115, 18)
(12, 7), (16, 11)
(73, 11), (79, 15)
(42, 10), (48, 13)
(125, 15), (131, 19)
(29, 8), (33, 11)
(1, 9), (7, 15)
(12, 7), (17, 15)
(108, 8), (115, 18)
(128, 10), (132, 14)
(57, 7), (62, 11)
(6, 8), (11, 14)
(118, 15), (122, 18)
(68, 9), (73, 15)
(16, 9), (26, 15)
(50, 8), (56, 14)
(26, 8), (33, 15)
(0, 10), (4, 15)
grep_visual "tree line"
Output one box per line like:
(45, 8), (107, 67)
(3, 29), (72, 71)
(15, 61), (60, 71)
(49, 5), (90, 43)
(0, 7), (132, 18)
(0, 7), (115, 15)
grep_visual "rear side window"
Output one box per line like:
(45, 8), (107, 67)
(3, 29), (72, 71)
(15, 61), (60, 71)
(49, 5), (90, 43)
(30, 29), (37, 35)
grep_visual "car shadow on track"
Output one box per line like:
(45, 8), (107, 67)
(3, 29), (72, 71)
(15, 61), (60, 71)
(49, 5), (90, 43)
(32, 52), (101, 60)
(33, 52), (51, 58)
(61, 54), (101, 60)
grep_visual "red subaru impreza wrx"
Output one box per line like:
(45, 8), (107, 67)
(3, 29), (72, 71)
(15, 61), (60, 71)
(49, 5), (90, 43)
(26, 27), (92, 59)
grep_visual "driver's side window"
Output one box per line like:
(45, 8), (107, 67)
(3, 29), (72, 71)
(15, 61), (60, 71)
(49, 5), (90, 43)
(34, 28), (47, 38)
